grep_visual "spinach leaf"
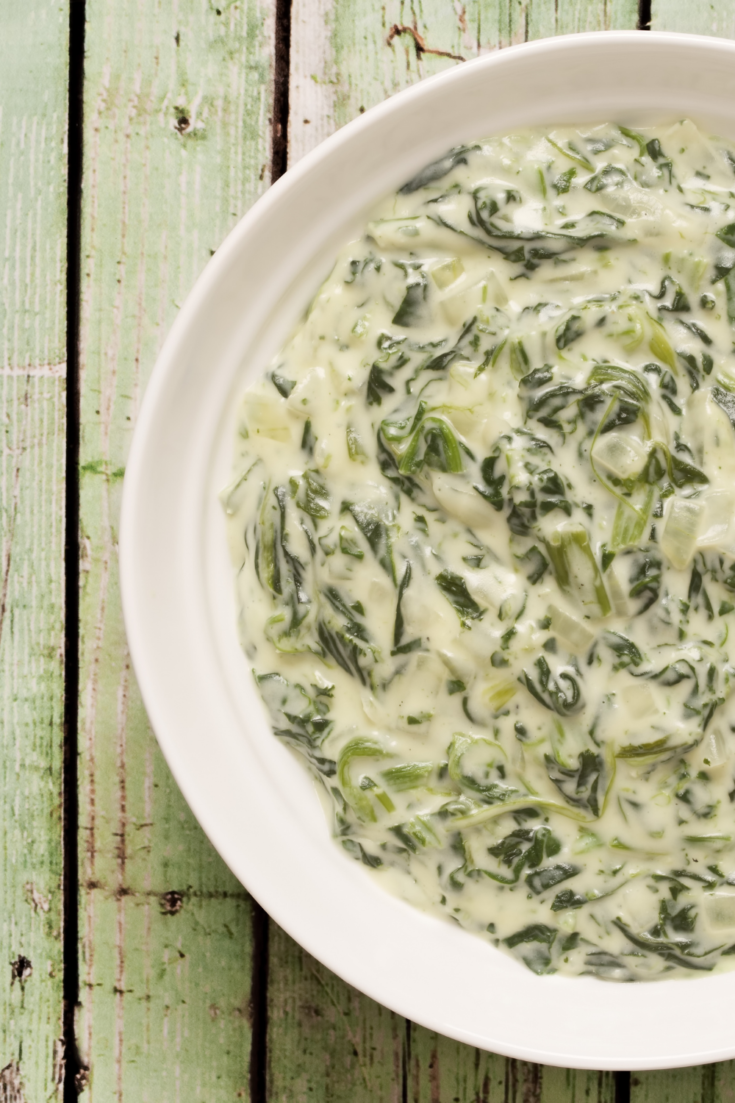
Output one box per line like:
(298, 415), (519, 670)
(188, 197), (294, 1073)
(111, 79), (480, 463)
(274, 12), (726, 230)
(381, 762), (433, 791)
(677, 349), (701, 391)
(526, 863), (582, 895)
(436, 570), (484, 624)
(544, 750), (606, 816)
(337, 738), (393, 821)
(622, 548), (662, 615)
(555, 314), (585, 349)
(505, 923), (557, 948)
(420, 316), (479, 374)
(583, 950), (631, 980)
(520, 657), (584, 716)
(601, 630), (643, 669)
(270, 370), (296, 397)
(712, 385), (735, 430)
(342, 501), (396, 583)
(471, 187), (607, 248)
(599, 396), (640, 434)
(342, 839), (383, 868)
(487, 825), (562, 885)
(520, 366), (554, 389)
(301, 419), (316, 456)
(552, 167), (576, 194)
(670, 453), (708, 487)
(296, 470), (330, 520)
(393, 561), (413, 649)
(271, 484), (312, 626)
(525, 383), (583, 421)
(679, 319), (712, 345)
(478, 447), (505, 511)
(515, 544), (549, 584)
(257, 672), (336, 776)
(376, 434), (428, 504)
(400, 415), (463, 475)
(650, 275), (690, 312)
(716, 222), (735, 249)
(503, 923), (558, 974)
(551, 888), (587, 911)
(616, 737), (683, 762)
(317, 586), (378, 687)
(612, 919), (715, 971)
(584, 164), (627, 191)
(367, 362), (396, 406)
(393, 278), (428, 328)
(318, 618), (373, 685)
(399, 145), (475, 194)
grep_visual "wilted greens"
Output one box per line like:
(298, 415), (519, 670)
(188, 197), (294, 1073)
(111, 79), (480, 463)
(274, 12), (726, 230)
(226, 121), (735, 981)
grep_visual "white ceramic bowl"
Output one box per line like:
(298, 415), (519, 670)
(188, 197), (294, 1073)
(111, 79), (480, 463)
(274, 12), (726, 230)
(121, 31), (735, 1070)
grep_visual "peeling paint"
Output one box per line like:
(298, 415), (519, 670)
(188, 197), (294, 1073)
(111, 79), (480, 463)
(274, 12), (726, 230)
(0, 1062), (27, 1103)
(159, 891), (185, 916)
(23, 883), (51, 914)
(386, 22), (466, 61)
(9, 958), (32, 986)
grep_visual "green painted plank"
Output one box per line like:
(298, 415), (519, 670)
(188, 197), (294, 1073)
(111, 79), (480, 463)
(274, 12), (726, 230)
(267, 923), (406, 1103)
(268, 921), (618, 1103)
(270, 2), (638, 1098)
(407, 1029), (616, 1103)
(651, 2), (735, 36)
(630, 1063), (735, 1103)
(0, 1), (68, 1098)
(76, 1), (276, 1097)
(288, 0), (639, 162)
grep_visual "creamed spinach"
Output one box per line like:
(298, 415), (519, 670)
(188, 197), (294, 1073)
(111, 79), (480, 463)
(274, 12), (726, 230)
(224, 121), (735, 980)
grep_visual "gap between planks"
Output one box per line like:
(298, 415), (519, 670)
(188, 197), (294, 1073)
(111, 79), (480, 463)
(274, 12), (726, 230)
(63, 0), (86, 1098)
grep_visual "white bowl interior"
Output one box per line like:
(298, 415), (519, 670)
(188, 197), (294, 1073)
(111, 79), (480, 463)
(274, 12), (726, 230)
(122, 32), (735, 1069)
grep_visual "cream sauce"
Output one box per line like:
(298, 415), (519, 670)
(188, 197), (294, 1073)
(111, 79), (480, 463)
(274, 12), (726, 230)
(225, 122), (735, 979)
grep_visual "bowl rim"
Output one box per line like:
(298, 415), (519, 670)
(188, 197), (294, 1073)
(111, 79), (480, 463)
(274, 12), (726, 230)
(121, 29), (735, 1071)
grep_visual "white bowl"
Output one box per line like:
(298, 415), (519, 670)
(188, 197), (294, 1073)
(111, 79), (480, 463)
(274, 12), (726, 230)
(121, 31), (735, 1070)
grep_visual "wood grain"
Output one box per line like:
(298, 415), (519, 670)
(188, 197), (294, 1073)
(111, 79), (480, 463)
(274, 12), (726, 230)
(631, 1063), (735, 1103)
(267, 923), (618, 1103)
(407, 1028), (616, 1103)
(288, 0), (639, 163)
(76, 1), (276, 1097)
(0, 1), (68, 1097)
(651, 2), (735, 35)
(267, 923), (406, 1103)
(70, 0), (733, 1098)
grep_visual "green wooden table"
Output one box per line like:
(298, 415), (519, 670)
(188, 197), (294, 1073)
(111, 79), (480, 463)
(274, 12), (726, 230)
(4, 1), (735, 1098)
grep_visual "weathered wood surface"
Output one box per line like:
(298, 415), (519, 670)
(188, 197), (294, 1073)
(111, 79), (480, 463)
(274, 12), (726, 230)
(289, 0), (639, 163)
(75, 1), (276, 1097)
(630, 1064), (735, 1103)
(0, 1), (68, 1098)
(651, 0), (735, 35)
(267, 925), (617, 1103)
(68, 0), (735, 1098)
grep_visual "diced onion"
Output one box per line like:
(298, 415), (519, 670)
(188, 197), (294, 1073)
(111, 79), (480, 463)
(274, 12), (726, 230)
(660, 497), (704, 570)
(704, 892), (735, 930)
(431, 257), (464, 289)
(548, 604), (595, 653)
(592, 432), (649, 479)
(242, 394), (292, 442)
(431, 473), (494, 529)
